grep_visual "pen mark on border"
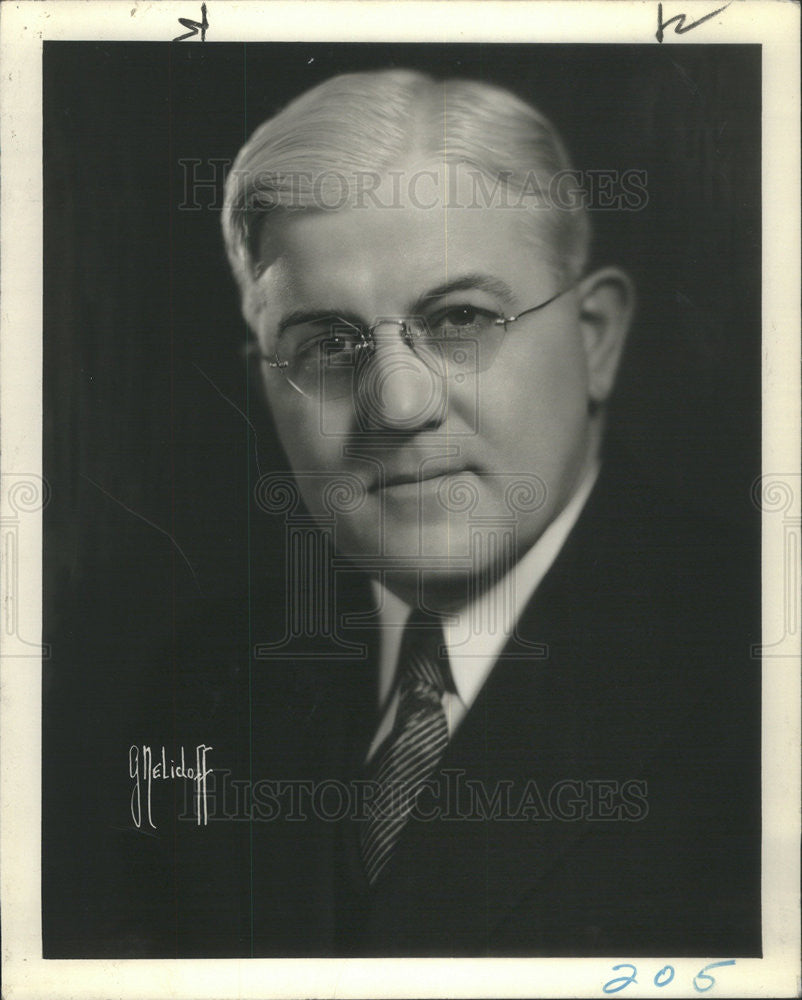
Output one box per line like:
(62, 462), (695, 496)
(173, 2), (208, 42)
(656, 2), (732, 43)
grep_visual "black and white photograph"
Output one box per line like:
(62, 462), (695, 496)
(1, 2), (799, 998)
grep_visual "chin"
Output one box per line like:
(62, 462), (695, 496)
(340, 512), (539, 607)
(338, 515), (471, 564)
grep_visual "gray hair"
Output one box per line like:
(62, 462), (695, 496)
(222, 69), (590, 331)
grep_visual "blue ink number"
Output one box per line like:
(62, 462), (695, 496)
(655, 965), (675, 987)
(694, 959), (737, 993)
(603, 960), (734, 994)
(603, 965), (638, 994)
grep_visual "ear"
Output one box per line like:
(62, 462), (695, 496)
(576, 267), (635, 404)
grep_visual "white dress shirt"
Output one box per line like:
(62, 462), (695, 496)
(366, 461), (600, 760)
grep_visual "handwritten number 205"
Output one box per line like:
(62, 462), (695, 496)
(603, 960), (736, 994)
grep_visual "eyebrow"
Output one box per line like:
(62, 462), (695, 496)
(277, 309), (363, 339)
(276, 273), (517, 339)
(414, 274), (517, 310)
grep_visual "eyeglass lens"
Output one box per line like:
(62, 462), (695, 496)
(280, 313), (507, 399)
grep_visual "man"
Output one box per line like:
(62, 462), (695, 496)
(217, 69), (760, 956)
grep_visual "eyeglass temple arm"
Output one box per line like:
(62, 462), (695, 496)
(496, 287), (571, 327)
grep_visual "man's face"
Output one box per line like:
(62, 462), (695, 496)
(255, 164), (596, 604)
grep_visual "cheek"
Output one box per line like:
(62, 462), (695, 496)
(265, 391), (325, 469)
(264, 391), (361, 513)
(486, 326), (589, 444)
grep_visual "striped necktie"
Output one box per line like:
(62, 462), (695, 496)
(360, 610), (450, 885)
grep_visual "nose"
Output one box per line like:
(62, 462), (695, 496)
(355, 322), (446, 432)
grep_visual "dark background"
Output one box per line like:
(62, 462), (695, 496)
(42, 42), (761, 956)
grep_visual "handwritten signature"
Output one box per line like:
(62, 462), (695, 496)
(129, 744), (213, 829)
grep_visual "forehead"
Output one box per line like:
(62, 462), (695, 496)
(256, 164), (558, 313)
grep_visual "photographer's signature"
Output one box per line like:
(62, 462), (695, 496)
(129, 744), (213, 829)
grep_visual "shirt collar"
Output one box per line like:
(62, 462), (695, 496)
(444, 459), (600, 706)
(372, 460), (600, 710)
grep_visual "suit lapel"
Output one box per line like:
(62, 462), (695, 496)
(357, 462), (712, 953)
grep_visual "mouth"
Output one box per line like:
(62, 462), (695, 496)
(373, 466), (477, 492)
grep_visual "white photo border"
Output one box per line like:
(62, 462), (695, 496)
(1, 2), (799, 998)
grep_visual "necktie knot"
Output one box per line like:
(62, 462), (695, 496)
(397, 610), (450, 706)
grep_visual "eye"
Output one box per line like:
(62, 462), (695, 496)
(427, 304), (497, 338)
(327, 333), (358, 355)
(443, 306), (481, 327)
(295, 331), (362, 367)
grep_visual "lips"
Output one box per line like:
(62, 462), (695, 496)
(373, 464), (476, 491)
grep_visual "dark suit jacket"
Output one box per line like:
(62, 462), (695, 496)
(238, 457), (761, 958)
(42, 454), (761, 958)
